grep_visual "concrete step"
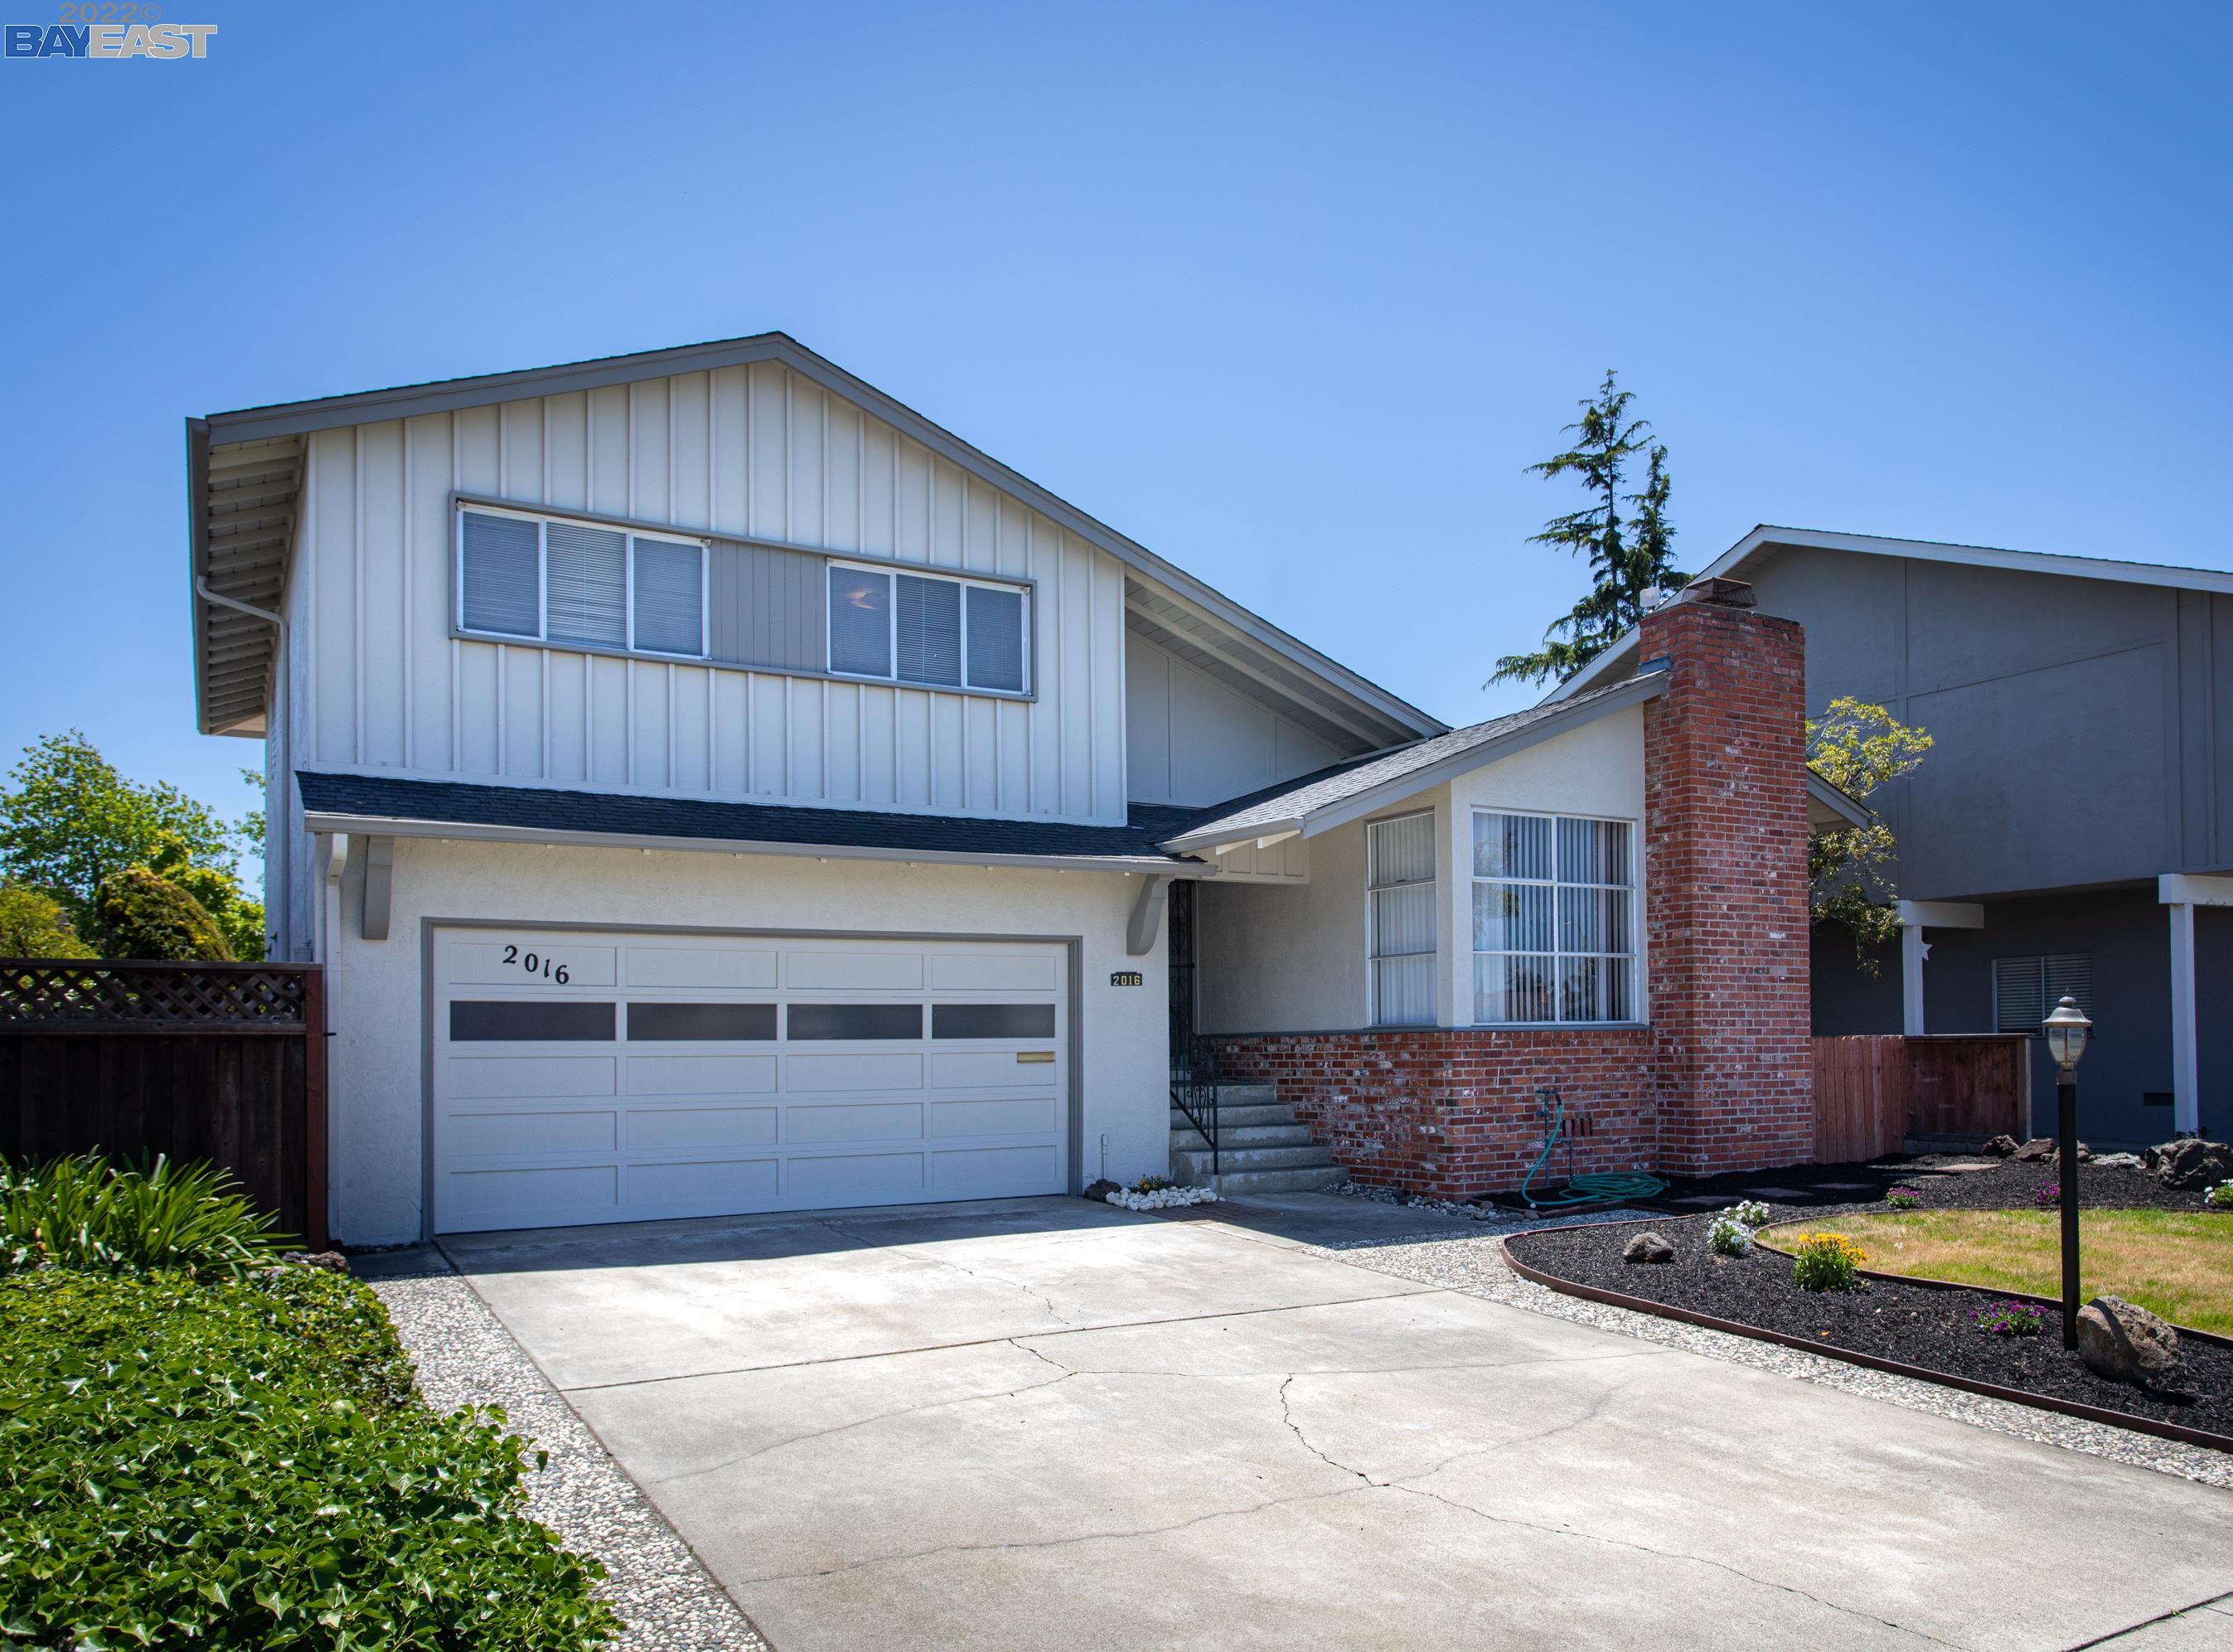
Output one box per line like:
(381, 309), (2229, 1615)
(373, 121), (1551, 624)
(1207, 1164), (1351, 1194)
(1175, 1079), (1277, 1107)
(1169, 1102), (1296, 1131)
(1173, 1142), (1335, 1175)
(1169, 1122), (1316, 1150)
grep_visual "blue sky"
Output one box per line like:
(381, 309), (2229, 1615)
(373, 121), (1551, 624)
(3, 1), (2228, 874)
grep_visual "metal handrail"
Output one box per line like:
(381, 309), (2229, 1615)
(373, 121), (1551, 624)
(1170, 1034), (1221, 1178)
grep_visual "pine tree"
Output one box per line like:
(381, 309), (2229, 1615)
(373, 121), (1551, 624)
(1490, 372), (1689, 687)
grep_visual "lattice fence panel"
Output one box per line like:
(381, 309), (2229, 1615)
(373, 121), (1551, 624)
(0, 962), (309, 1028)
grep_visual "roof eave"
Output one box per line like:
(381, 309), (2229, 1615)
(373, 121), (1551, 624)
(298, 807), (1210, 877)
(1163, 667), (1670, 854)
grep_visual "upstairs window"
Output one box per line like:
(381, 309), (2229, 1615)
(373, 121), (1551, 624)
(1473, 810), (1635, 1024)
(827, 563), (1029, 694)
(458, 507), (706, 659)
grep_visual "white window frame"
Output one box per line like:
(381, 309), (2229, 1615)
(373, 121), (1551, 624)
(455, 503), (709, 661)
(1366, 809), (1438, 1028)
(824, 560), (1032, 695)
(1470, 807), (1641, 1027)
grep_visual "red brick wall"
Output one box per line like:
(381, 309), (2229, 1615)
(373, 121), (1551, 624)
(1640, 601), (1814, 1176)
(1212, 1029), (1655, 1200)
(1202, 598), (1814, 1200)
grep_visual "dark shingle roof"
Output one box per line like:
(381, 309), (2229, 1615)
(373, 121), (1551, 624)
(1163, 674), (1663, 847)
(296, 771), (1201, 865)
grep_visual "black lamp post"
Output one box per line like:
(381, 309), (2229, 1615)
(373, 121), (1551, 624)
(2042, 995), (2092, 1350)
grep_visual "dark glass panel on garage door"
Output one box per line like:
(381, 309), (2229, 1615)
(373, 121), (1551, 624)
(450, 1000), (616, 1041)
(786, 1003), (923, 1040)
(932, 1003), (1056, 1039)
(627, 1002), (778, 1041)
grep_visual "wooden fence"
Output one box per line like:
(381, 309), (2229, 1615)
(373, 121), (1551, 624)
(0, 961), (327, 1248)
(1812, 1034), (2031, 1163)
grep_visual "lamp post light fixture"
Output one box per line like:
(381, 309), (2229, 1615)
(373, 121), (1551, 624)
(2042, 995), (2092, 1349)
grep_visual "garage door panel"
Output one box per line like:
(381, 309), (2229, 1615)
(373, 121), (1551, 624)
(447, 1164), (618, 1227)
(928, 952), (1060, 991)
(932, 1145), (1058, 1192)
(929, 1096), (1057, 1137)
(447, 942), (618, 987)
(626, 1106), (779, 1151)
(446, 1054), (617, 1100)
(928, 1050), (1056, 1088)
(626, 1054), (778, 1096)
(627, 1157), (780, 1209)
(448, 1108), (618, 1158)
(787, 1102), (923, 1144)
(624, 946), (777, 989)
(785, 1052), (923, 1092)
(787, 1151), (923, 1202)
(436, 928), (1065, 1233)
(787, 951), (923, 991)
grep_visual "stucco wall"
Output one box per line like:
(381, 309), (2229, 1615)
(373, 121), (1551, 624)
(317, 837), (1167, 1243)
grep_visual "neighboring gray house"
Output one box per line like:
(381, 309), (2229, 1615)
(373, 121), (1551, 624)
(1554, 526), (2233, 1148)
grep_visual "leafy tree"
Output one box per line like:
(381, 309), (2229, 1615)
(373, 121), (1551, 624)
(1491, 371), (1690, 687)
(144, 832), (265, 961)
(0, 733), (236, 928)
(91, 866), (234, 962)
(0, 882), (94, 959)
(1808, 697), (1934, 967)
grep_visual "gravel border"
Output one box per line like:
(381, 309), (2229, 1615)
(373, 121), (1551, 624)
(1318, 1227), (2233, 1491)
(365, 1249), (767, 1652)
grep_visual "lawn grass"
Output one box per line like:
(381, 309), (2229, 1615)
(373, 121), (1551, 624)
(1824, 1209), (2233, 1336)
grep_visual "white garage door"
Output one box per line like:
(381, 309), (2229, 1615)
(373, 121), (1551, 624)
(432, 928), (1068, 1233)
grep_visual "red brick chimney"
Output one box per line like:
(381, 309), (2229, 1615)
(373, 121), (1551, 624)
(1641, 591), (1814, 1176)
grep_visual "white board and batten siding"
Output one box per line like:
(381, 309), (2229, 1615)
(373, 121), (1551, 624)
(433, 928), (1068, 1232)
(283, 361), (1126, 826)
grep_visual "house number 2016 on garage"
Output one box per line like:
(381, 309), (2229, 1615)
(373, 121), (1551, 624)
(501, 945), (570, 984)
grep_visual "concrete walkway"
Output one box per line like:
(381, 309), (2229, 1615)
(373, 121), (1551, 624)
(443, 1195), (2233, 1651)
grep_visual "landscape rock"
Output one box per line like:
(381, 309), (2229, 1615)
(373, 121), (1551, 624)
(2011, 1138), (2057, 1163)
(2090, 1152), (2143, 1170)
(1980, 1134), (2020, 1158)
(2076, 1296), (2186, 1389)
(1622, 1231), (1675, 1265)
(1082, 1179), (1122, 1201)
(2151, 1137), (2233, 1192)
(280, 1249), (348, 1272)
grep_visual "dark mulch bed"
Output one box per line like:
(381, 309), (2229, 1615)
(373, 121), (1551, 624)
(1625, 1154), (2211, 1219)
(1506, 1213), (2233, 1439)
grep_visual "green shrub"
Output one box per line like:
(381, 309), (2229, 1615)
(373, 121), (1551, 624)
(91, 864), (233, 961)
(0, 881), (93, 958)
(1791, 1232), (1867, 1293)
(0, 1152), (288, 1278)
(0, 1267), (619, 1649)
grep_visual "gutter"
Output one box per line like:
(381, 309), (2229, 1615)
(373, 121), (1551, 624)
(296, 807), (1212, 879)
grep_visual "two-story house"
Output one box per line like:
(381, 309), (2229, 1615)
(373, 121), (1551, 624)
(188, 335), (1849, 1245)
(1552, 526), (2233, 1148)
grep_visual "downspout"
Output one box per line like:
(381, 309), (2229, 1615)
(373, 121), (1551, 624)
(196, 578), (290, 960)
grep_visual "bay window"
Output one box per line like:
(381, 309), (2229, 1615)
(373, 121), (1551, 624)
(1473, 810), (1636, 1024)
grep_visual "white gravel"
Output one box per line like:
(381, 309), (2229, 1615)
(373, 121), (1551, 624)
(365, 1249), (767, 1652)
(1320, 1228), (2233, 1491)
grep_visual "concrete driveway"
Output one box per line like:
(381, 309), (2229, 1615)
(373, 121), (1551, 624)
(444, 1196), (2233, 1651)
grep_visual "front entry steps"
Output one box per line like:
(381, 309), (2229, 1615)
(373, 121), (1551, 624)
(1170, 1080), (1348, 1194)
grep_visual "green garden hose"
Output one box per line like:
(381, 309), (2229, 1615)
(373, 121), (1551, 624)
(1519, 1087), (1668, 1209)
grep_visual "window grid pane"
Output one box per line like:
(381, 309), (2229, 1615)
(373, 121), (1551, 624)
(896, 573), (962, 686)
(965, 584), (1025, 691)
(1472, 810), (1635, 1025)
(545, 521), (627, 647)
(829, 567), (892, 676)
(1368, 813), (1436, 1026)
(459, 512), (542, 637)
(630, 539), (704, 656)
